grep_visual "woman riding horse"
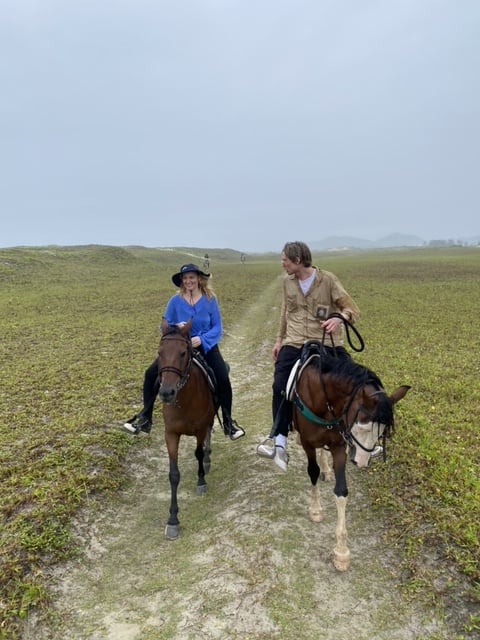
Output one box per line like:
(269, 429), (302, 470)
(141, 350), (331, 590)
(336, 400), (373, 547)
(124, 263), (245, 440)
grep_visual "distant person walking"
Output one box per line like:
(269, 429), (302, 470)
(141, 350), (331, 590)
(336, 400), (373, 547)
(256, 241), (361, 471)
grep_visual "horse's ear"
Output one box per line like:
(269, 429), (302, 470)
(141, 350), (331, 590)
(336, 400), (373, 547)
(180, 318), (193, 336)
(160, 318), (169, 335)
(389, 385), (411, 405)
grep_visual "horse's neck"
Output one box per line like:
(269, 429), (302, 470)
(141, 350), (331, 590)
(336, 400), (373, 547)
(319, 374), (353, 413)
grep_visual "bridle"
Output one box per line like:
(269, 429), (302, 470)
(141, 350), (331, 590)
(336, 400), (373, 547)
(340, 385), (388, 453)
(157, 333), (193, 392)
(294, 372), (389, 454)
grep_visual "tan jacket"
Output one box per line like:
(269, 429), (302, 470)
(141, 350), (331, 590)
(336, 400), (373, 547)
(277, 268), (360, 348)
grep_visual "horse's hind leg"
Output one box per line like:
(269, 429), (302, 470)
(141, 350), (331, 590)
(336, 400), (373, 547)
(318, 448), (334, 482)
(195, 437), (208, 496)
(202, 427), (212, 476)
(306, 449), (323, 522)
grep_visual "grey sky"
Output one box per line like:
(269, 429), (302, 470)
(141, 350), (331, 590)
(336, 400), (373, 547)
(1, 1), (479, 252)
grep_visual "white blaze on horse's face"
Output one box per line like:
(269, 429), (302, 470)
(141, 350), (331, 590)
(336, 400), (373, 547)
(349, 421), (384, 468)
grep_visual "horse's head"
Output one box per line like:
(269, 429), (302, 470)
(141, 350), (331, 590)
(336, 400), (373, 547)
(157, 319), (193, 404)
(347, 383), (410, 468)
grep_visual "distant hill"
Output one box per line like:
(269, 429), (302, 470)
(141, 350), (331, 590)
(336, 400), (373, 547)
(310, 233), (425, 251)
(310, 232), (480, 251)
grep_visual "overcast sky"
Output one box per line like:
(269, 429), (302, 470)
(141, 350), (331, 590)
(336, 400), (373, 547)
(1, 1), (479, 252)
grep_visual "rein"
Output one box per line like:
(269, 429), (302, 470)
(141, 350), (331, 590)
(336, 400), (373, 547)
(322, 312), (365, 353)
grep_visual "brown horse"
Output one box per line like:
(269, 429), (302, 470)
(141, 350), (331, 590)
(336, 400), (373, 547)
(290, 343), (410, 570)
(157, 318), (216, 540)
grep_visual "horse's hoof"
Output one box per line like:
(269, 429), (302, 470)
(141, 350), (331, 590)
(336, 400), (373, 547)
(165, 524), (179, 540)
(196, 484), (208, 496)
(333, 549), (351, 571)
(309, 510), (323, 523)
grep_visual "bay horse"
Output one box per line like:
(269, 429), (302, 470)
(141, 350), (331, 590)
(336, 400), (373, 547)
(290, 342), (410, 570)
(157, 318), (216, 540)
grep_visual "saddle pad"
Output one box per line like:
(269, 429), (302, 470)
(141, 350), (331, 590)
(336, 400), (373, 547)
(286, 360), (301, 401)
(286, 355), (321, 401)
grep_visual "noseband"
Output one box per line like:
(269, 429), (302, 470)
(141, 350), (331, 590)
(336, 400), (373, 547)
(158, 333), (193, 392)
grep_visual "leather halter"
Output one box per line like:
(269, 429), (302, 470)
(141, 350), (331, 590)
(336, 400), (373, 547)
(294, 369), (388, 452)
(158, 333), (193, 391)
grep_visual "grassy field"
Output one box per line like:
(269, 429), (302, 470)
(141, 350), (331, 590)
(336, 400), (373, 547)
(0, 245), (479, 639)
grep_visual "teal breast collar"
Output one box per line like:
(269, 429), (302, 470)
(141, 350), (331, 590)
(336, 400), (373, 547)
(293, 394), (340, 427)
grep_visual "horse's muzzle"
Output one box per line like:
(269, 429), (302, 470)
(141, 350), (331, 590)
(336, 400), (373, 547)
(348, 445), (371, 468)
(158, 386), (177, 404)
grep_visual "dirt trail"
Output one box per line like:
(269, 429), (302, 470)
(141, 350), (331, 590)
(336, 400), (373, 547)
(24, 279), (451, 640)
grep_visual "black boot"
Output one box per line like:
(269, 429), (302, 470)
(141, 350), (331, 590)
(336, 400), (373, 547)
(123, 414), (152, 434)
(223, 416), (245, 441)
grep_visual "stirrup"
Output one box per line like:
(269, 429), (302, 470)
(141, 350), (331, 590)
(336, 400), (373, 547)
(256, 437), (276, 459)
(224, 419), (245, 440)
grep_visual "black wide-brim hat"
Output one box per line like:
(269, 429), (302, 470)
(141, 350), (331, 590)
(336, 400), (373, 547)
(172, 263), (210, 287)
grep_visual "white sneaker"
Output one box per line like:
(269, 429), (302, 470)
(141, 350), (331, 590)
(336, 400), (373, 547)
(273, 445), (288, 472)
(256, 438), (275, 459)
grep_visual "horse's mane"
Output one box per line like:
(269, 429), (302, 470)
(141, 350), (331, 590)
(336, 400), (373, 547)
(312, 352), (394, 431)
(313, 351), (384, 390)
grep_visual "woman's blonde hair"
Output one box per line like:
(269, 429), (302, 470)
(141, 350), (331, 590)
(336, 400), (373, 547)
(179, 274), (215, 300)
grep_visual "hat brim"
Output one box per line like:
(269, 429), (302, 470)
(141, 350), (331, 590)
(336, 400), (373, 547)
(172, 268), (210, 287)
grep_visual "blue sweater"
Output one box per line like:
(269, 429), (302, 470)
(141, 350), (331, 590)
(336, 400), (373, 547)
(163, 293), (222, 354)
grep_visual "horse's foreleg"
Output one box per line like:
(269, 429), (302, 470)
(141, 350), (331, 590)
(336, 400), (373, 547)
(195, 440), (208, 496)
(333, 496), (350, 571)
(165, 456), (181, 540)
(331, 448), (350, 570)
(306, 451), (323, 522)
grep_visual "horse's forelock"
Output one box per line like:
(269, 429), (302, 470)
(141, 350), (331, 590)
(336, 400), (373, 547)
(162, 325), (179, 337)
(163, 324), (190, 338)
(373, 394), (395, 434)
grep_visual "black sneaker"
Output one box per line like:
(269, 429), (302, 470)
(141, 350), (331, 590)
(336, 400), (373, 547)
(223, 418), (245, 441)
(122, 415), (152, 435)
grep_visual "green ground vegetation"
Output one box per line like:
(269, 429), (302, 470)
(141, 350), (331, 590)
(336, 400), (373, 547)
(0, 245), (479, 638)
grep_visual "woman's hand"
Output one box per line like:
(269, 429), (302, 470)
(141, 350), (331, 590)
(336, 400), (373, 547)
(191, 336), (201, 348)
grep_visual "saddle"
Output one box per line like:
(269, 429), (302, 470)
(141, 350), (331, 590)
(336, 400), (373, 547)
(285, 340), (324, 401)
